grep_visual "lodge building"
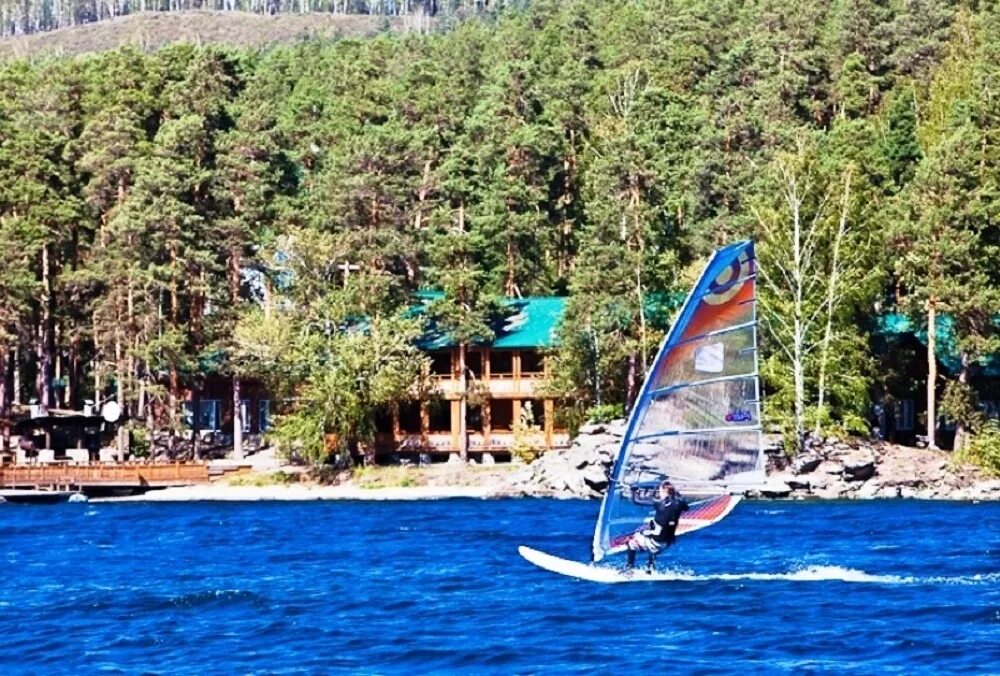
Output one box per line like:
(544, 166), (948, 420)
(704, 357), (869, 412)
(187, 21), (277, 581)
(181, 296), (571, 460)
(376, 296), (571, 459)
(874, 313), (1000, 447)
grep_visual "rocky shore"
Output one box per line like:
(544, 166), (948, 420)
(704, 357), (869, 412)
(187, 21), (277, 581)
(505, 419), (1000, 501)
(95, 421), (1000, 502)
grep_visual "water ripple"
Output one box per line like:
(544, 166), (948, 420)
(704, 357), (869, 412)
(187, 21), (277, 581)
(0, 499), (997, 673)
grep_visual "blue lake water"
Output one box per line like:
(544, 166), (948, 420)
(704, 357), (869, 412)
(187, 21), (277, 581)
(1, 499), (998, 674)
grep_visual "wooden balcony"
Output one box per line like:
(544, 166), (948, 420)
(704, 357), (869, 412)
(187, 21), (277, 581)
(405, 431), (570, 454)
(430, 372), (547, 398)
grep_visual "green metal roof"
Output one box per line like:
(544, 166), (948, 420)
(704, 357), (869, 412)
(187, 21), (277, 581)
(877, 313), (1000, 377)
(416, 295), (568, 351)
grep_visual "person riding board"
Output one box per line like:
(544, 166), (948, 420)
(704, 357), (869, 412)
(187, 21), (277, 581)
(625, 480), (689, 570)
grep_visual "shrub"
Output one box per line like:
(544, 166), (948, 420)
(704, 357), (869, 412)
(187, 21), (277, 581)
(511, 401), (543, 463)
(954, 419), (1000, 477)
(585, 403), (624, 424)
(228, 471), (302, 487)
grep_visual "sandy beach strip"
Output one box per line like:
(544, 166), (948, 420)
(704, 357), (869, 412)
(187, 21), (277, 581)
(91, 483), (504, 502)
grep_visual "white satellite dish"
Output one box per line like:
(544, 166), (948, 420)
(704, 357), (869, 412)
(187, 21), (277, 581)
(101, 401), (122, 423)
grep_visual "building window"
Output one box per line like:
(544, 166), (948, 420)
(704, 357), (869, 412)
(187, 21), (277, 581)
(241, 399), (251, 433)
(374, 406), (393, 434)
(467, 405), (483, 432)
(492, 400), (514, 431)
(428, 400), (451, 432)
(521, 350), (543, 374)
(258, 400), (270, 432)
(491, 351), (513, 375)
(429, 351), (451, 376)
(184, 400), (221, 432)
(522, 399), (546, 429)
(895, 399), (914, 431)
(465, 351), (483, 377)
(398, 401), (421, 433)
(981, 400), (999, 420)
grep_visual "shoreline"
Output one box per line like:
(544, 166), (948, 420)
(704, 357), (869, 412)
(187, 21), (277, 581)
(92, 483), (504, 502)
(88, 479), (1000, 503)
(86, 425), (1000, 503)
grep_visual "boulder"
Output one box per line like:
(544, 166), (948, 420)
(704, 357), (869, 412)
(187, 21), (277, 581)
(791, 454), (823, 474)
(855, 480), (881, 499)
(843, 456), (876, 482)
(811, 485), (844, 499)
(818, 460), (845, 476)
(807, 475), (829, 490)
(759, 479), (793, 498)
(577, 422), (607, 436)
(606, 420), (628, 437)
(573, 433), (618, 451)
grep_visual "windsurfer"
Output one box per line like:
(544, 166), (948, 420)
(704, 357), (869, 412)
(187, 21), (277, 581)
(625, 481), (689, 570)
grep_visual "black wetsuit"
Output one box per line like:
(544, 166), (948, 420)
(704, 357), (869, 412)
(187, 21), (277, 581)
(650, 495), (690, 545)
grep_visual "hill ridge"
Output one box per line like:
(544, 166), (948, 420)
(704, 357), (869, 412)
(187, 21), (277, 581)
(0, 10), (413, 58)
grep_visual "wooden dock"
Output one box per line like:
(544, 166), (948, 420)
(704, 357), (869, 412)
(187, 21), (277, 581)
(0, 462), (213, 497)
(0, 488), (84, 504)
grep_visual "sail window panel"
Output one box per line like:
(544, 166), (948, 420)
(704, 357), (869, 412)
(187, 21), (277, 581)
(619, 431), (762, 486)
(633, 377), (760, 438)
(678, 293), (755, 342)
(650, 324), (757, 390)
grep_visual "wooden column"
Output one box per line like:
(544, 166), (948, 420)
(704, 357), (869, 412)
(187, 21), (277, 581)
(391, 401), (400, 449)
(483, 349), (491, 447)
(483, 400), (491, 448)
(450, 399), (461, 452)
(544, 399), (555, 448)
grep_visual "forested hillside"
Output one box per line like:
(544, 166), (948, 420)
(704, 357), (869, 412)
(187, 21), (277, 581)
(1, 0), (998, 464)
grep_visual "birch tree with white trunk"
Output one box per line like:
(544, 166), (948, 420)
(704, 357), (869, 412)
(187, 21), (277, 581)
(754, 140), (862, 452)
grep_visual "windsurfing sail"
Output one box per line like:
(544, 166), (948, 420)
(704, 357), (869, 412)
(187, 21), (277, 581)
(592, 240), (765, 562)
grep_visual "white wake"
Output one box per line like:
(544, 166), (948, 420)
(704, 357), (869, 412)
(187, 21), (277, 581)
(616, 565), (1000, 585)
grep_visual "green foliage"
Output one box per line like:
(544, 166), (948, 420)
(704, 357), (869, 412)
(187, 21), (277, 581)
(940, 380), (983, 432)
(953, 419), (1000, 476)
(882, 90), (922, 190)
(511, 401), (543, 463)
(234, 228), (429, 467)
(585, 403), (624, 424)
(269, 407), (330, 466)
(128, 424), (151, 459)
(0, 0), (995, 454)
(353, 466), (419, 489)
(228, 470), (301, 487)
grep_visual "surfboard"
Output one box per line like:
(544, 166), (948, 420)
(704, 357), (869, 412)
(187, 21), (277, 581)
(518, 546), (646, 583)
